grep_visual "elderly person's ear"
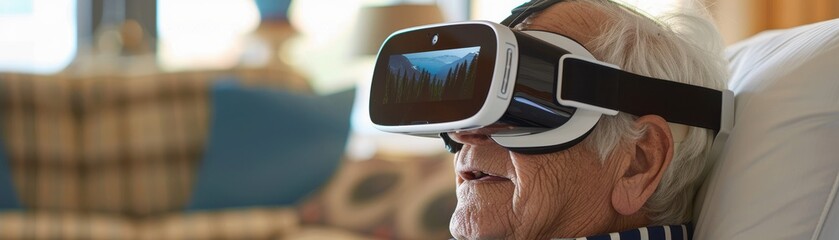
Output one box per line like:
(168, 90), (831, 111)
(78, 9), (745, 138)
(611, 115), (674, 216)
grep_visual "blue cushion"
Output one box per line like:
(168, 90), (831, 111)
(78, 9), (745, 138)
(188, 80), (353, 210)
(0, 136), (21, 210)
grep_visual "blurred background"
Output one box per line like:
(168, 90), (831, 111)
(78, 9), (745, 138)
(0, 0), (835, 239)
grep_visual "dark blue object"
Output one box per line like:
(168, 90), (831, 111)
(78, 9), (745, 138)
(255, 0), (292, 21)
(188, 80), (354, 210)
(0, 136), (21, 210)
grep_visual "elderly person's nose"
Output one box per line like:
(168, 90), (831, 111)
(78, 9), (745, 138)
(450, 131), (495, 146)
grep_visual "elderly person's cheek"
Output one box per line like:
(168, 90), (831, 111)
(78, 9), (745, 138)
(450, 146), (519, 239)
(506, 152), (583, 237)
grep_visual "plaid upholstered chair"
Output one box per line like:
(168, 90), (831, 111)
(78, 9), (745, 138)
(0, 71), (316, 239)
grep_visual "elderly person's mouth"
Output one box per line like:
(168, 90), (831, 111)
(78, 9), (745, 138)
(457, 168), (511, 182)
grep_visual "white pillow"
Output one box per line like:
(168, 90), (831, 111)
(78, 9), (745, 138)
(694, 19), (839, 239)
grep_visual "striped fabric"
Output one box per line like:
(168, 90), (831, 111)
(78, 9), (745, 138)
(553, 224), (692, 240)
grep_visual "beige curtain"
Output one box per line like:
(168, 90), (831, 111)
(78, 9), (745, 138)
(710, 0), (839, 44)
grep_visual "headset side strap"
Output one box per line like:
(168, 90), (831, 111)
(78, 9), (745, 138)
(558, 57), (725, 131)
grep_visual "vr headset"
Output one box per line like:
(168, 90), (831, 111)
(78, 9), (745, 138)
(368, 2), (734, 155)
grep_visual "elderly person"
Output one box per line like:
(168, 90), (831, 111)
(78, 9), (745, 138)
(447, 0), (727, 239)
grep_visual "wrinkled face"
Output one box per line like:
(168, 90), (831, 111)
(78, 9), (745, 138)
(449, 131), (628, 239)
(449, 2), (628, 239)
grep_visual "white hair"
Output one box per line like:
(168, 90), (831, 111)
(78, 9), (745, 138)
(576, 0), (729, 224)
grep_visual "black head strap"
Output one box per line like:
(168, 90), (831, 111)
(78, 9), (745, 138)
(500, 0), (568, 27)
(561, 58), (724, 131)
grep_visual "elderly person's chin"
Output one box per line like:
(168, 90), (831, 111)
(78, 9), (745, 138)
(449, 176), (515, 239)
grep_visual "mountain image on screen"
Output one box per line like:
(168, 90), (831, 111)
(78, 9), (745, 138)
(384, 47), (480, 104)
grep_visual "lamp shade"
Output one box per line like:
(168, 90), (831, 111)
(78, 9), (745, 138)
(353, 4), (445, 56)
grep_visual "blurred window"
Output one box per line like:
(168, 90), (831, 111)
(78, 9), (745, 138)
(0, 0), (77, 74)
(470, 0), (681, 23)
(617, 0), (683, 17)
(156, 0), (260, 71)
(470, 0), (529, 22)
